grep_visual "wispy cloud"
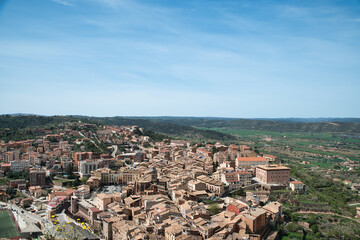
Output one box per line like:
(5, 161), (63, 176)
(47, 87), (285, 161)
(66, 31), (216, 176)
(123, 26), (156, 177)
(1, 0), (360, 117)
(90, 0), (142, 10)
(51, 0), (73, 7)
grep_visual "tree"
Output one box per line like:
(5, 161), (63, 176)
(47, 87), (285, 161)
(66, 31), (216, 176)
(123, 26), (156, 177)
(23, 171), (29, 180)
(311, 224), (319, 233)
(208, 203), (221, 215)
(133, 128), (143, 136)
(6, 170), (29, 180)
(289, 212), (300, 222)
(285, 223), (302, 233)
(80, 177), (88, 184)
(231, 188), (245, 197)
(66, 165), (75, 179)
(6, 188), (17, 199)
(213, 161), (219, 172)
(6, 171), (17, 179)
(72, 177), (81, 187)
(307, 214), (318, 226)
(48, 136), (59, 143)
(212, 146), (219, 154)
(277, 224), (285, 237)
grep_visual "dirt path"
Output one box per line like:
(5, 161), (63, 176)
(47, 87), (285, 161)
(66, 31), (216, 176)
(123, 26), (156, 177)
(295, 211), (360, 223)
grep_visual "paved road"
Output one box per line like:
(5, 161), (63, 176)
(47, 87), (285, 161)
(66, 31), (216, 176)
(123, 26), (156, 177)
(1, 201), (45, 223)
(348, 203), (360, 206)
(0, 202), (99, 239)
(21, 190), (32, 198)
(111, 145), (118, 158)
(78, 131), (103, 152)
(90, 187), (101, 201)
(93, 133), (101, 144)
(56, 212), (99, 239)
(0, 201), (54, 235)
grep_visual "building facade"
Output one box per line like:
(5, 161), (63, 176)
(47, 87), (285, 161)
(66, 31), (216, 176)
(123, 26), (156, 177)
(30, 169), (46, 186)
(256, 165), (290, 184)
(220, 171), (252, 191)
(10, 160), (30, 172)
(236, 157), (267, 170)
(79, 160), (99, 178)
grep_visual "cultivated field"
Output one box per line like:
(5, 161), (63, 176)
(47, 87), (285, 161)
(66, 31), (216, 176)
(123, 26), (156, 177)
(206, 128), (360, 169)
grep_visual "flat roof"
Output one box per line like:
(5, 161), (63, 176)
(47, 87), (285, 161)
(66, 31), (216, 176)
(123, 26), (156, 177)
(257, 165), (290, 170)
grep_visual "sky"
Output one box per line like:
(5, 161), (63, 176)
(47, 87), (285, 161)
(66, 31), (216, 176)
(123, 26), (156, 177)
(0, 0), (359, 118)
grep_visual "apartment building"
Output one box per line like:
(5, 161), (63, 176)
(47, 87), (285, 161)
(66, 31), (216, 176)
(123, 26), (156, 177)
(264, 154), (278, 162)
(196, 148), (213, 158)
(2, 151), (20, 163)
(60, 155), (73, 169)
(197, 175), (224, 196)
(236, 157), (267, 170)
(74, 152), (92, 166)
(289, 180), (305, 191)
(86, 168), (141, 188)
(79, 160), (99, 178)
(188, 180), (206, 191)
(242, 208), (267, 234)
(256, 165), (290, 184)
(220, 171), (252, 191)
(10, 160), (30, 172)
(30, 169), (46, 186)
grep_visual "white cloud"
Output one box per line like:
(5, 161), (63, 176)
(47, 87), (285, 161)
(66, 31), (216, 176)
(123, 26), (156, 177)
(51, 0), (74, 6)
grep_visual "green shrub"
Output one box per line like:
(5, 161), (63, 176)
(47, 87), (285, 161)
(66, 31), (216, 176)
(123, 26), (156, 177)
(286, 223), (302, 233)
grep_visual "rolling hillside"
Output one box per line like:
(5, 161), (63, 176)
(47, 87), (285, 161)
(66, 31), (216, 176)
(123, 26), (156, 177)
(1, 115), (359, 144)
(134, 117), (360, 133)
(0, 115), (236, 141)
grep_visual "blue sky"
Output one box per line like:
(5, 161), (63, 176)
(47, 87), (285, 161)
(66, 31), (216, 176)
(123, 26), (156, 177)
(0, 0), (359, 117)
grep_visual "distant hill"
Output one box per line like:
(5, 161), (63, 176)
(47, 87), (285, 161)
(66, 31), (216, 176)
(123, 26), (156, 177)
(0, 115), (236, 141)
(133, 117), (360, 133)
(116, 116), (360, 123)
(250, 118), (360, 123)
(1, 115), (359, 140)
(0, 115), (81, 129)
(222, 118), (360, 133)
(87, 117), (236, 141)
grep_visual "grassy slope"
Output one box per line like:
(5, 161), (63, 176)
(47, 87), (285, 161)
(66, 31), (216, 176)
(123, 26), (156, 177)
(205, 128), (360, 166)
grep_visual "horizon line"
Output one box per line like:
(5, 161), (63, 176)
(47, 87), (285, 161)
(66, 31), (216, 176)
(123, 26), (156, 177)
(1, 113), (360, 119)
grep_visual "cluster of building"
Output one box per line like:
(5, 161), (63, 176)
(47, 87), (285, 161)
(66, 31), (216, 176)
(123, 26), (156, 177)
(0, 122), (306, 239)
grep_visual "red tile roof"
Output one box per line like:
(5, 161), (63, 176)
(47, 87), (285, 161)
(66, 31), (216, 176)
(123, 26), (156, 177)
(290, 181), (303, 185)
(236, 157), (267, 162)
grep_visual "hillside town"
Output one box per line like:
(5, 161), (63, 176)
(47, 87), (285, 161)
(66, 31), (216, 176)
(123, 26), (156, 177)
(0, 121), (310, 239)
